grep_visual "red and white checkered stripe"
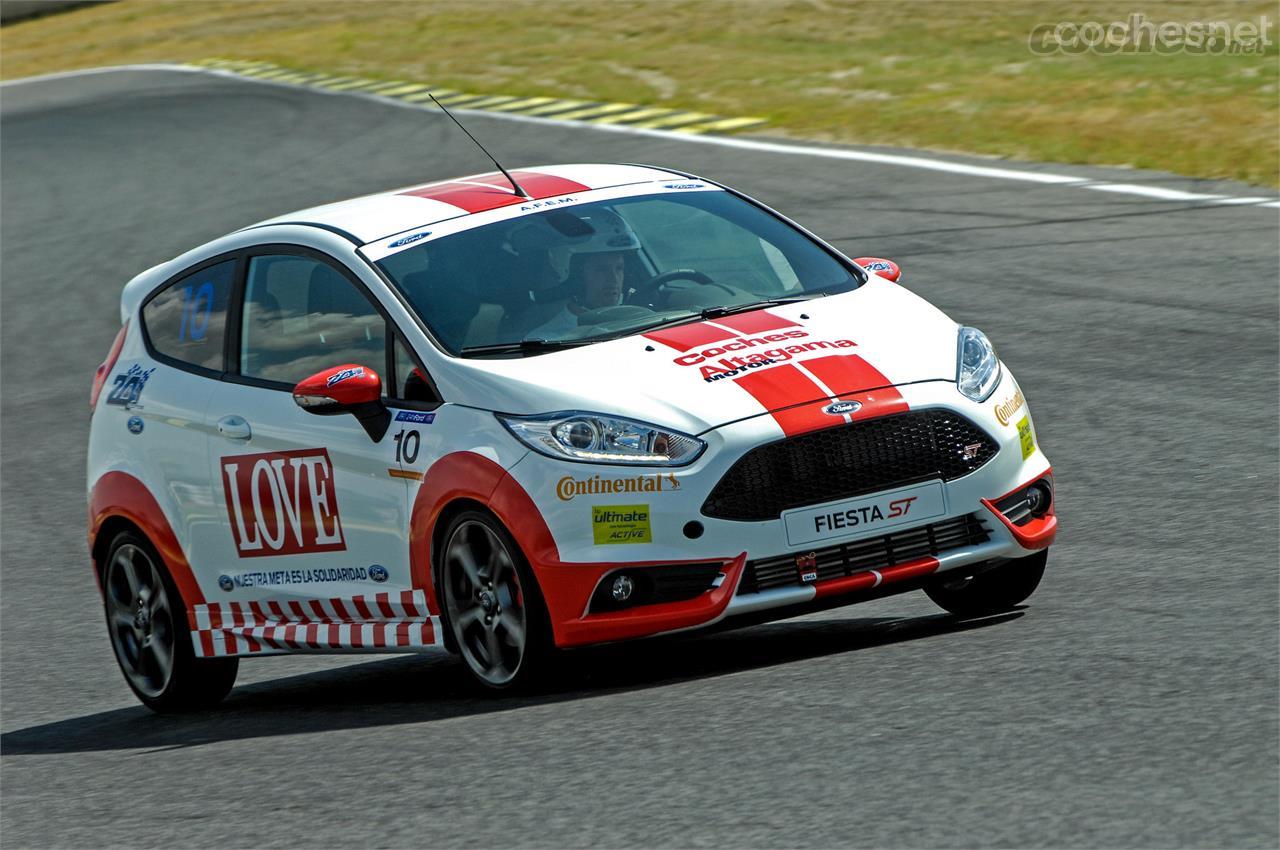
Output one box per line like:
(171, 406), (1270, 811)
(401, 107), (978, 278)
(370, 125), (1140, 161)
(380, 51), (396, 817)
(190, 590), (442, 658)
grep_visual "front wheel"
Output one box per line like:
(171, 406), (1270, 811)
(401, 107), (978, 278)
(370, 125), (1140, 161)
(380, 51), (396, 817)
(102, 531), (238, 712)
(438, 511), (553, 691)
(924, 549), (1048, 617)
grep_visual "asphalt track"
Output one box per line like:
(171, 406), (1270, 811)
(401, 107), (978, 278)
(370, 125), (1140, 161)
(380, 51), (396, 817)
(1, 69), (1277, 849)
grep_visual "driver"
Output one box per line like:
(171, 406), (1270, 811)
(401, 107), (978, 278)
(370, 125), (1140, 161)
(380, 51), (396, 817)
(528, 209), (640, 339)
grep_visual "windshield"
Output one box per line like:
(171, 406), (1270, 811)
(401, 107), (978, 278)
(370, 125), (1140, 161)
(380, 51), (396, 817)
(375, 189), (862, 356)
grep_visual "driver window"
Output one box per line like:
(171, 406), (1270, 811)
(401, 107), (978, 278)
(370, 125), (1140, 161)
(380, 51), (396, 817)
(239, 254), (388, 387)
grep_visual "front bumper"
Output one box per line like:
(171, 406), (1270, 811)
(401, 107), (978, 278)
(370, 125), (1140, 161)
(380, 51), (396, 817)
(504, 371), (1055, 648)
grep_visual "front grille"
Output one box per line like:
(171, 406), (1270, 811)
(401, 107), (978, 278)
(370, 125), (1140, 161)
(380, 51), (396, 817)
(739, 513), (990, 594)
(702, 409), (998, 521)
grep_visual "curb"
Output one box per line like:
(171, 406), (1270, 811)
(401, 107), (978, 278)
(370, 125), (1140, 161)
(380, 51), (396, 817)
(193, 58), (767, 136)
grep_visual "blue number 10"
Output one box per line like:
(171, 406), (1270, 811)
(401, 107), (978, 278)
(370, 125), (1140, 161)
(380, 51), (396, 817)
(178, 281), (215, 341)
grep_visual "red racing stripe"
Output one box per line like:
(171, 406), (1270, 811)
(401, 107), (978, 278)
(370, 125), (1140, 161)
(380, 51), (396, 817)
(642, 321), (737, 352)
(800, 353), (892, 396)
(470, 171), (590, 197)
(801, 353), (908, 419)
(713, 310), (797, 335)
(400, 171), (589, 214)
(733, 364), (833, 437)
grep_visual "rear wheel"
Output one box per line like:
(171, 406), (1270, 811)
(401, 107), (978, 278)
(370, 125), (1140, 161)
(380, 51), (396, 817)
(103, 531), (237, 712)
(438, 511), (552, 691)
(924, 549), (1048, 617)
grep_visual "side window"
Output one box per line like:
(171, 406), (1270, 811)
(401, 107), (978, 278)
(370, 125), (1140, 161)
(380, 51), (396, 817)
(142, 260), (235, 371)
(239, 254), (388, 387)
(393, 336), (435, 403)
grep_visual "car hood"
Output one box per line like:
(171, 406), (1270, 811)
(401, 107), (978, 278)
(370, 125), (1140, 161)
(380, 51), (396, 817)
(436, 277), (960, 435)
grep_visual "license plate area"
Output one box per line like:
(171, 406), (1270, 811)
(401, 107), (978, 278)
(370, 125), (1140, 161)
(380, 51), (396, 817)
(782, 481), (946, 547)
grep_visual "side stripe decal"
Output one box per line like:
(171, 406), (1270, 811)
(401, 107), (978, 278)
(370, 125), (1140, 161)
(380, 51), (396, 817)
(191, 590), (441, 658)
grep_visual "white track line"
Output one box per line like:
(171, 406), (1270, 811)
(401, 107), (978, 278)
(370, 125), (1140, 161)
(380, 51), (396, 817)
(4, 63), (1278, 210)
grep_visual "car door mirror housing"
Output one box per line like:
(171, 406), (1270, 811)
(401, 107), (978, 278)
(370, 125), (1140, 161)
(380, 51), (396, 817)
(853, 256), (902, 283)
(293, 364), (390, 441)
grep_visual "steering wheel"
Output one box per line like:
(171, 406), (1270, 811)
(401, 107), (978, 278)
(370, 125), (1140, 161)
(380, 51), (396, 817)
(631, 268), (733, 309)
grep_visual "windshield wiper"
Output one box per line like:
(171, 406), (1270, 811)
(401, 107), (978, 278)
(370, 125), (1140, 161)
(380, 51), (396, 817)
(696, 295), (823, 321)
(458, 338), (592, 358)
(625, 294), (828, 338)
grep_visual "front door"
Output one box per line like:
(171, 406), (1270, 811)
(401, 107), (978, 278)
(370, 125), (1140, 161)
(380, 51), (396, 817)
(192, 248), (437, 657)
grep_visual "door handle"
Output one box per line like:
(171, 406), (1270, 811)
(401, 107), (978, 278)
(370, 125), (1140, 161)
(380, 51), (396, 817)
(216, 415), (252, 441)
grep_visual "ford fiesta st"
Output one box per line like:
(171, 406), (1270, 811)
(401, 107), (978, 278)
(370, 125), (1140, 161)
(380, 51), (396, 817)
(88, 163), (1056, 709)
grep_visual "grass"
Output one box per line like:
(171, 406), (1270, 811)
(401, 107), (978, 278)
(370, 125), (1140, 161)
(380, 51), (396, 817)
(2, 0), (1277, 186)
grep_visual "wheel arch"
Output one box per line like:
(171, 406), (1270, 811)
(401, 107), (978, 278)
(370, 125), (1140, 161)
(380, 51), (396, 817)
(410, 451), (558, 615)
(91, 515), (147, 590)
(88, 471), (206, 616)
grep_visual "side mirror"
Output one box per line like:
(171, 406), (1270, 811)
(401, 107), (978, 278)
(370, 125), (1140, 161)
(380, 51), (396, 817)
(853, 256), (902, 283)
(293, 364), (390, 442)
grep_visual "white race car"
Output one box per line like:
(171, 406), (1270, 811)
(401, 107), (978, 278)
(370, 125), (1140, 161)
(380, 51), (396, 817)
(87, 164), (1056, 709)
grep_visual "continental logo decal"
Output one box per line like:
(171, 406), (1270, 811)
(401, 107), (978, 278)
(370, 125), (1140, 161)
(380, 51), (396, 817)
(672, 330), (858, 382)
(221, 448), (345, 558)
(557, 473), (679, 501)
(995, 388), (1026, 427)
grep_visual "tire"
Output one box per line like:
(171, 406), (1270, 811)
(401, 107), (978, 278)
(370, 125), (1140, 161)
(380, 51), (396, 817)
(102, 531), (238, 713)
(436, 510), (553, 691)
(924, 549), (1048, 617)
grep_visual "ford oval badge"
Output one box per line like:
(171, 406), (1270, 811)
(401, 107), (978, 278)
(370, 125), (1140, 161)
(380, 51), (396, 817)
(823, 400), (862, 416)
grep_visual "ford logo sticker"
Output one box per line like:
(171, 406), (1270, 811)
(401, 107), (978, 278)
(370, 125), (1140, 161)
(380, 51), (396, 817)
(823, 400), (862, 416)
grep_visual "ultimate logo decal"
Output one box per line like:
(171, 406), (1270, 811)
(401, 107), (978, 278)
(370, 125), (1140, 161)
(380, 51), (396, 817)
(221, 448), (345, 558)
(592, 505), (652, 545)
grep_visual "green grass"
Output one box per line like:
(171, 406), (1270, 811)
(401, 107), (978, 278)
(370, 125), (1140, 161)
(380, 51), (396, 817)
(2, 0), (1276, 186)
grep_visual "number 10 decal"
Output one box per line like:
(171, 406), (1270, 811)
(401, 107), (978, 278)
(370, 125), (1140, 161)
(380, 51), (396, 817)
(178, 281), (215, 341)
(393, 429), (420, 464)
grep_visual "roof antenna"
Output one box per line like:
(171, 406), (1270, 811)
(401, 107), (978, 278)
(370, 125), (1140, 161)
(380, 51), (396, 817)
(428, 93), (532, 199)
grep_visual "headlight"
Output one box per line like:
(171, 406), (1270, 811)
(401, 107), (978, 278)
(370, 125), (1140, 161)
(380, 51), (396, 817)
(497, 411), (706, 466)
(956, 326), (1002, 401)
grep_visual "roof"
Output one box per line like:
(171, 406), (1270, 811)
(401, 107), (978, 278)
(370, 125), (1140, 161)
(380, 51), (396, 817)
(245, 163), (688, 245)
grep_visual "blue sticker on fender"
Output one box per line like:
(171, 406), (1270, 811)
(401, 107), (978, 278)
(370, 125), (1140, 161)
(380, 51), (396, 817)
(394, 410), (436, 424)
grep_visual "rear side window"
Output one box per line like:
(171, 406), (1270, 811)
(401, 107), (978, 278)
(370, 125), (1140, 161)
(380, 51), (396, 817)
(239, 254), (388, 386)
(142, 260), (235, 371)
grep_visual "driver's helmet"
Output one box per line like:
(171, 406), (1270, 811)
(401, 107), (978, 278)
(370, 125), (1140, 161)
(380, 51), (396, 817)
(552, 208), (641, 286)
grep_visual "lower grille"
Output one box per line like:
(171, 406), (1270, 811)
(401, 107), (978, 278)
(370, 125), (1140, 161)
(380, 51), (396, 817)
(740, 513), (990, 594)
